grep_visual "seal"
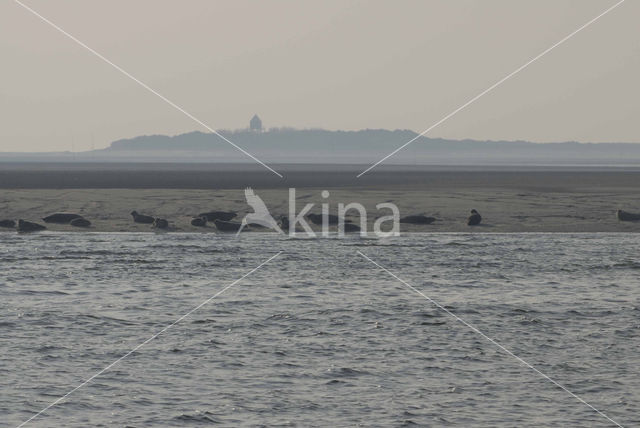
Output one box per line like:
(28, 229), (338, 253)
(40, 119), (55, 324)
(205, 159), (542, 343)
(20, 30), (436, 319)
(279, 216), (290, 233)
(214, 219), (243, 232)
(153, 218), (169, 229)
(0, 220), (16, 228)
(70, 218), (91, 228)
(131, 211), (154, 224)
(343, 222), (361, 233)
(198, 211), (237, 222)
(191, 217), (207, 227)
(43, 213), (83, 224)
(467, 209), (482, 226)
(617, 210), (640, 222)
(18, 219), (46, 232)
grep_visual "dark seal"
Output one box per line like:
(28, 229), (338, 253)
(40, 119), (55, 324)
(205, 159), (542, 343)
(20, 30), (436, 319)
(131, 211), (154, 224)
(198, 211), (237, 222)
(214, 219), (243, 232)
(467, 209), (482, 226)
(191, 217), (207, 227)
(70, 218), (91, 228)
(43, 213), (83, 224)
(0, 220), (16, 228)
(18, 219), (46, 232)
(153, 218), (169, 229)
(617, 210), (640, 222)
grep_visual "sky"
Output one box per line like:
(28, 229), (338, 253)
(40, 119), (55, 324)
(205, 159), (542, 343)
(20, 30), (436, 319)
(0, 0), (638, 152)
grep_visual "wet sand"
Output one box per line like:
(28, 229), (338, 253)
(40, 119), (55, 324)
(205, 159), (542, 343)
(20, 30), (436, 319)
(1, 164), (639, 232)
(2, 162), (640, 190)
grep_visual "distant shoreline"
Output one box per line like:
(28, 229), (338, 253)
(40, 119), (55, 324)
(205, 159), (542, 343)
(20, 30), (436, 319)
(3, 128), (640, 165)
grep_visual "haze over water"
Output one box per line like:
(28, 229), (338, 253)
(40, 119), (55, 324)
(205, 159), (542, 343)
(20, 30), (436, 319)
(2, 232), (638, 427)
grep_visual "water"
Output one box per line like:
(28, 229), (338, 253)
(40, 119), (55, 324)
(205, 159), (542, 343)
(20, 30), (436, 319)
(1, 232), (638, 427)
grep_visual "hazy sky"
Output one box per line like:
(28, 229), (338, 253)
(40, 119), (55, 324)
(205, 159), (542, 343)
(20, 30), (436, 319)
(1, 0), (637, 152)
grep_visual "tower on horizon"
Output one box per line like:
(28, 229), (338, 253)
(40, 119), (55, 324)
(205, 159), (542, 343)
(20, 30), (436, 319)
(249, 114), (263, 132)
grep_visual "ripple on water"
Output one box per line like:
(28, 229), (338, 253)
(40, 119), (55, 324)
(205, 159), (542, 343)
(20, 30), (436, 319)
(2, 233), (639, 427)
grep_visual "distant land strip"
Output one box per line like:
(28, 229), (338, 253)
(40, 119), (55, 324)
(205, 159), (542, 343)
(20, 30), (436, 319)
(2, 129), (640, 165)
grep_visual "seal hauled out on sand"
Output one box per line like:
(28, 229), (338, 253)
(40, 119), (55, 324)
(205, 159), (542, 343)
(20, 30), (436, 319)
(343, 222), (361, 233)
(214, 219), (243, 232)
(617, 210), (640, 222)
(42, 213), (83, 224)
(191, 217), (207, 227)
(153, 218), (169, 229)
(400, 215), (436, 225)
(0, 220), (16, 228)
(70, 218), (91, 228)
(467, 209), (482, 226)
(198, 211), (237, 222)
(279, 216), (290, 233)
(131, 211), (154, 224)
(18, 219), (46, 232)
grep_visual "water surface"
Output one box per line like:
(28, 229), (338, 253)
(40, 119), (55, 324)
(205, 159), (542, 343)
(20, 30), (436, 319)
(1, 233), (638, 427)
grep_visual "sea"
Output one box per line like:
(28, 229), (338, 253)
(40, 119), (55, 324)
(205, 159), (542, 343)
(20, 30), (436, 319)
(1, 232), (638, 427)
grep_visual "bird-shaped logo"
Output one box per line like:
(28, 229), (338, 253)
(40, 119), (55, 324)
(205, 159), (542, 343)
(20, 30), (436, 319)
(236, 187), (283, 236)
